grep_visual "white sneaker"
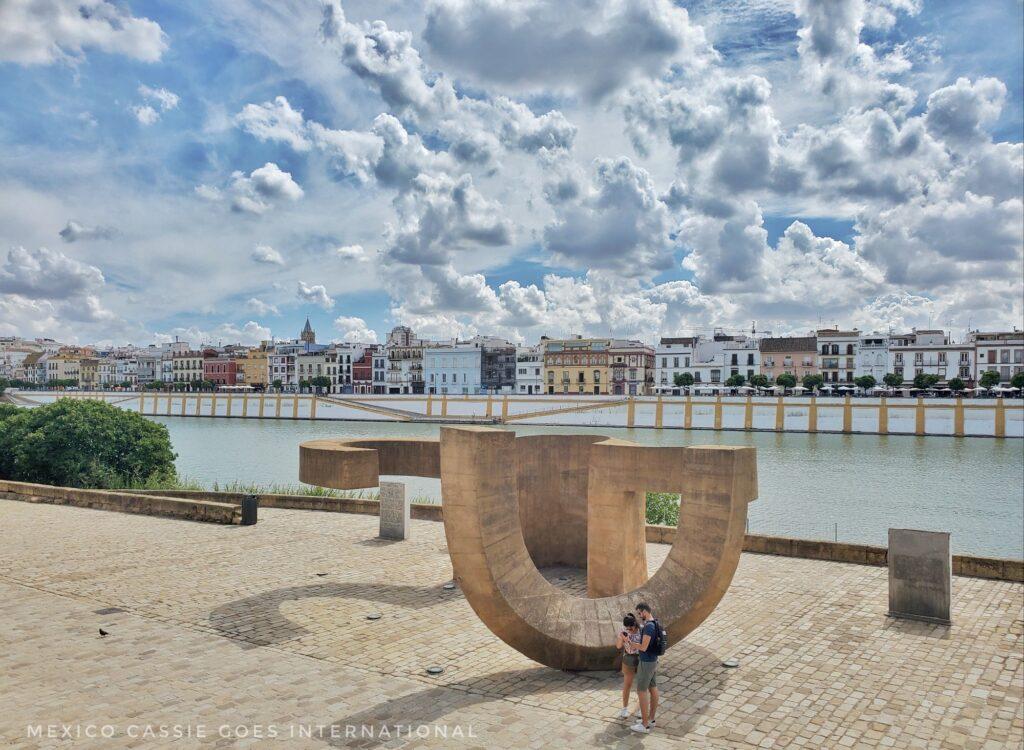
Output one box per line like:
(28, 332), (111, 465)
(629, 722), (649, 734)
(617, 707), (630, 719)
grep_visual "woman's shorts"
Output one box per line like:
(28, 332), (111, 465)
(622, 653), (639, 671)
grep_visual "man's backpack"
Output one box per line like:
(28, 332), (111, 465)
(649, 618), (667, 656)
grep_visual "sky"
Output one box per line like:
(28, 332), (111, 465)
(0, 0), (1021, 348)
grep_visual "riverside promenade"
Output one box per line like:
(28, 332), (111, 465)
(1, 500), (1021, 749)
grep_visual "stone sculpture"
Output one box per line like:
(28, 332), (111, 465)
(299, 426), (757, 670)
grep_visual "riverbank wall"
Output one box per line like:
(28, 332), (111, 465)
(9, 390), (1023, 438)
(137, 488), (1024, 581)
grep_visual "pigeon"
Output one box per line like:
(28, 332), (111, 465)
(99, 628), (109, 637)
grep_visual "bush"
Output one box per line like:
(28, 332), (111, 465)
(646, 492), (680, 526)
(0, 399), (177, 489)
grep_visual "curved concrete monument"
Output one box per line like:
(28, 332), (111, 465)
(300, 426), (757, 671)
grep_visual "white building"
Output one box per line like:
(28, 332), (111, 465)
(687, 334), (760, 385)
(655, 337), (696, 393)
(514, 344), (543, 395)
(115, 357), (138, 386)
(425, 342), (483, 395)
(970, 330), (1024, 384)
(817, 329), (860, 384)
(856, 333), (889, 381)
(888, 330), (973, 385)
(372, 351), (387, 394)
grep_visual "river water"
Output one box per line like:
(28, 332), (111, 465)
(147, 416), (1024, 559)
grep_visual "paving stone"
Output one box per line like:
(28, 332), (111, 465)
(0, 499), (1020, 749)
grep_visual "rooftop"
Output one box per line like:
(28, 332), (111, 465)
(1, 500), (1020, 749)
(758, 336), (816, 352)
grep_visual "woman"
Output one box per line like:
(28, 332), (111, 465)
(615, 613), (642, 719)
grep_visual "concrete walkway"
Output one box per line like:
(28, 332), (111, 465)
(0, 500), (1020, 749)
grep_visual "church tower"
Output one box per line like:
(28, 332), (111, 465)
(300, 317), (316, 344)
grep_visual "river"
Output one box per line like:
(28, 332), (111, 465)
(147, 416), (1024, 559)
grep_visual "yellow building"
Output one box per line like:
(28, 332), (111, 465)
(542, 337), (612, 395)
(79, 357), (98, 390)
(46, 353), (81, 384)
(235, 347), (270, 388)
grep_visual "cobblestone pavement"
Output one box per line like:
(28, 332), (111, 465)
(0, 499), (1021, 749)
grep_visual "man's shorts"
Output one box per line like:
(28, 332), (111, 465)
(636, 659), (658, 690)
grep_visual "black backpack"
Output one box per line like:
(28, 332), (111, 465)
(649, 618), (667, 656)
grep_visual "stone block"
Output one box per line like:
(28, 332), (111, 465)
(378, 481), (409, 540)
(888, 528), (951, 625)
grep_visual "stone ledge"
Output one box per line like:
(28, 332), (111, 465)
(0, 481), (241, 525)
(134, 489), (1022, 582)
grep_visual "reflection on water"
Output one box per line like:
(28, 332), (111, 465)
(148, 416), (1024, 559)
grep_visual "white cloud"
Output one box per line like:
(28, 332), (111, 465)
(251, 245), (285, 265)
(544, 157), (673, 277)
(0, 245), (105, 298)
(138, 84), (179, 111)
(246, 297), (279, 315)
(296, 280), (334, 310)
(422, 0), (713, 101)
(333, 315), (377, 342)
(333, 244), (371, 262)
(0, 0), (167, 65)
(235, 95), (310, 151)
(131, 104), (160, 125)
(198, 163), (305, 215)
(156, 321), (272, 348)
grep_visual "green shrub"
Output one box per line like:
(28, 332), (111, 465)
(645, 492), (680, 526)
(0, 399), (177, 489)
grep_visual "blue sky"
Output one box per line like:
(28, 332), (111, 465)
(0, 0), (1021, 347)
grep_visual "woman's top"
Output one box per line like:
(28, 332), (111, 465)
(621, 628), (642, 655)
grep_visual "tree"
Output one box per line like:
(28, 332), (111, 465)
(802, 373), (824, 391)
(947, 377), (966, 393)
(309, 375), (332, 394)
(882, 372), (903, 388)
(749, 374), (770, 388)
(854, 375), (876, 391)
(673, 372), (694, 388)
(979, 370), (1000, 389)
(913, 372), (940, 390)
(1011, 372), (1024, 390)
(645, 492), (680, 526)
(119, 380), (134, 390)
(725, 374), (745, 387)
(0, 399), (176, 489)
(775, 373), (797, 389)
(272, 379), (283, 392)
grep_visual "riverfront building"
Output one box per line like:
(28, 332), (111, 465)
(609, 340), (655, 395)
(888, 330), (973, 385)
(759, 336), (817, 382)
(425, 342), (483, 395)
(655, 337), (696, 394)
(543, 337), (611, 395)
(857, 333), (889, 381)
(970, 331), (1024, 383)
(817, 329), (859, 383)
(515, 344), (543, 395)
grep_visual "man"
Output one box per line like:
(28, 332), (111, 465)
(630, 602), (660, 733)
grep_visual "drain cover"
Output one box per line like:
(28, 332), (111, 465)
(722, 658), (740, 668)
(94, 607), (125, 615)
(366, 613), (382, 621)
(425, 666), (445, 675)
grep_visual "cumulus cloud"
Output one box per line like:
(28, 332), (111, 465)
(0, 245), (105, 298)
(139, 84), (179, 111)
(318, 2), (576, 163)
(198, 163), (304, 214)
(296, 280), (334, 310)
(333, 244), (371, 261)
(333, 315), (377, 343)
(423, 0), (712, 101)
(925, 77), (1007, 146)
(131, 104), (160, 125)
(544, 157), (673, 277)
(251, 245), (285, 266)
(235, 96), (310, 151)
(156, 321), (272, 348)
(246, 297), (279, 315)
(0, 0), (167, 65)
(58, 220), (117, 242)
